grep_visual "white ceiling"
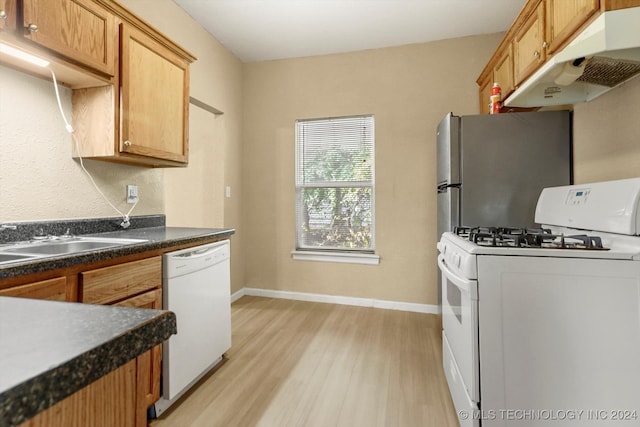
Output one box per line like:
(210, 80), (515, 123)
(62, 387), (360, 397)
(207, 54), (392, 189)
(173, 0), (527, 63)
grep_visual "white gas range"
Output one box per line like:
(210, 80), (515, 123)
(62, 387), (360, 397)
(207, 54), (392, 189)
(437, 178), (640, 427)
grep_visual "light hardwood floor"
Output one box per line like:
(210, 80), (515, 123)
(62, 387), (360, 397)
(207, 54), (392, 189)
(150, 296), (459, 427)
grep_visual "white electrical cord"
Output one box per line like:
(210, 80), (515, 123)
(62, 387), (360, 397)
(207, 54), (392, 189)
(49, 68), (137, 228)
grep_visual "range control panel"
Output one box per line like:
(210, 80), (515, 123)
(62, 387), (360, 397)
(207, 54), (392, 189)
(565, 188), (591, 206)
(537, 178), (640, 235)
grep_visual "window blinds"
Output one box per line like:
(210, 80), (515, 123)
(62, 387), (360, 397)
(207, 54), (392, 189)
(295, 115), (375, 252)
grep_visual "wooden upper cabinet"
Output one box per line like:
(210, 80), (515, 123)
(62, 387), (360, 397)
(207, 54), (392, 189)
(1, 0), (195, 167)
(72, 15), (194, 167)
(493, 43), (515, 98)
(120, 23), (189, 165)
(514, 0), (547, 86)
(602, 0), (640, 10)
(21, 0), (115, 76)
(546, 0), (599, 55)
(0, 0), (17, 31)
(476, 41), (514, 114)
(478, 71), (493, 114)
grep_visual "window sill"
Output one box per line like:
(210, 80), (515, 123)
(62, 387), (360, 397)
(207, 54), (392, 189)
(291, 250), (380, 265)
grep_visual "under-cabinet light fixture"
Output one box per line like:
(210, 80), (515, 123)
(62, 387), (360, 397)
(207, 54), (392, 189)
(0, 43), (49, 68)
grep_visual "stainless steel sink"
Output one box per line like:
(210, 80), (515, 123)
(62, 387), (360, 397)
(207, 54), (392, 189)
(0, 237), (147, 260)
(0, 253), (40, 264)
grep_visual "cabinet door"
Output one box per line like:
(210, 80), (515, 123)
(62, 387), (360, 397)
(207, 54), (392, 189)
(22, 0), (115, 76)
(514, 0), (546, 86)
(478, 73), (493, 114)
(546, 0), (599, 54)
(493, 43), (514, 99)
(120, 23), (189, 165)
(18, 359), (137, 427)
(0, 277), (67, 301)
(0, 0), (16, 31)
(115, 289), (163, 421)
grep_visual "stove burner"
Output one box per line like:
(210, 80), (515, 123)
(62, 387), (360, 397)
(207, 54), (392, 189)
(452, 226), (608, 250)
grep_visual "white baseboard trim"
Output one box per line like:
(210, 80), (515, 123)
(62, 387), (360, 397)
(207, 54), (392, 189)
(234, 287), (440, 314)
(230, 288), (246, 303)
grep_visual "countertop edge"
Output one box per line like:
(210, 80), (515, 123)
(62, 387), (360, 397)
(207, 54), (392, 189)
(0, 227), (235, 280)
(0, 310), (177, 427)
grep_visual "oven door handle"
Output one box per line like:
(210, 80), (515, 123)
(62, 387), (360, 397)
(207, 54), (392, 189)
(438, 255), (478, 300)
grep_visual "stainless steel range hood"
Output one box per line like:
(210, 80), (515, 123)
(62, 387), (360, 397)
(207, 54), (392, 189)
(505, 7), (640, 108)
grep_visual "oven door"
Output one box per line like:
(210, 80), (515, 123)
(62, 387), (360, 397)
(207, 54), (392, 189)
(438, 254), (480, 405)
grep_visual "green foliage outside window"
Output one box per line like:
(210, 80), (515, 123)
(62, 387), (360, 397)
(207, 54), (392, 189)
(296, 115), (374, 251)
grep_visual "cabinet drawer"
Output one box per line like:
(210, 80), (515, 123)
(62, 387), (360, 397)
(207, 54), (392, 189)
(114, 288), (162, 310)
(0, 277), (67, 301)
(80, 257), (161, 304)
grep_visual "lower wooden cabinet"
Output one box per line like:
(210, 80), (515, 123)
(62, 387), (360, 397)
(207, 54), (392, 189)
(79, 256), (163, 425)
(0, 277), (67, 300)
(116, 289), (163, 420)
(18, 359), (138, 427)
(79, 256), (163, 424)
(1, 237), (224, 424)
(79, 256), (161, 304)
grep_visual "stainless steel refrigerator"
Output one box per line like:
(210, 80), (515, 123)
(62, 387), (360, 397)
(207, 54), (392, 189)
(437, 110), (572, 241)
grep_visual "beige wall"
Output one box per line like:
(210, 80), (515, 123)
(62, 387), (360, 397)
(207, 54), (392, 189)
(0, 65), (164, 221)
(242, 34), (503, 306)
(119, 0), (245, 293)
(572, 75), (640, 183)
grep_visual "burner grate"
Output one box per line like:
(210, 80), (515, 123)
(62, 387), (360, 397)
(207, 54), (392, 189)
(452, 226), (608, 250)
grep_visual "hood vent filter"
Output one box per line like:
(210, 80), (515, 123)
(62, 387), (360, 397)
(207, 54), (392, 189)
(577, 57), (640, 87)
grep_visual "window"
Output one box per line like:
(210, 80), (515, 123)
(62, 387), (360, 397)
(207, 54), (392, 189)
(295, 115), (375, 255)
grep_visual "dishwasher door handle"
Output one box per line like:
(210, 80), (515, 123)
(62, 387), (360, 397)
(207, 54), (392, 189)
(171, 244), (226, 260)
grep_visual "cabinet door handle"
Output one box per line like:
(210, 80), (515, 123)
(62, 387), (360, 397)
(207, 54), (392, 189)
(542, 41), (548, 49)
(124, 140), (132, 147)
(27, 23), (38, 32)
(533, 50), (540, 58)
(0, 11), (7, 20)
(0, 0), (6, 19)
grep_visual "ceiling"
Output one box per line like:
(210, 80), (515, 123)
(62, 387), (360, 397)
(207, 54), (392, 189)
(173, 0), (527, 63)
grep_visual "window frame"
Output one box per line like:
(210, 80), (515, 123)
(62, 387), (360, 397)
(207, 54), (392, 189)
(293, 114), (377, 262)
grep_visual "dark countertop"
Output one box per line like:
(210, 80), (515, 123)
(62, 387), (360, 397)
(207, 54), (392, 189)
(0, 297), (177, 426)
(0, 225), (235, 280)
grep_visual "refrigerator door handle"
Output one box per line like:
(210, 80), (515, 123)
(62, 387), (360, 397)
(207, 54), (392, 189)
(437, 183), (461, 193)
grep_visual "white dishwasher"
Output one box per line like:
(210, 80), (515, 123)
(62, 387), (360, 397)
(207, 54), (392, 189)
(153, 240), (231, 417)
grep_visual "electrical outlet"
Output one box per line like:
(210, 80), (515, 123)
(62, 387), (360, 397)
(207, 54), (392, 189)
(225, 186), (232, 198)
(127, 185), (139, 204)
